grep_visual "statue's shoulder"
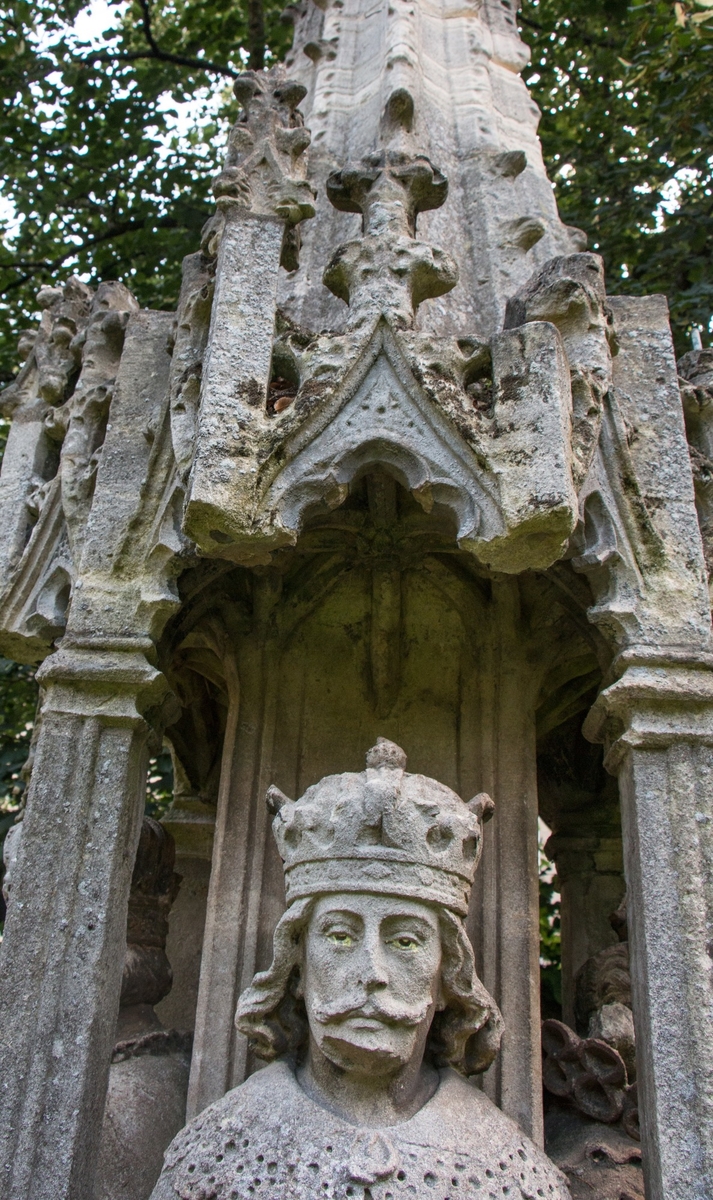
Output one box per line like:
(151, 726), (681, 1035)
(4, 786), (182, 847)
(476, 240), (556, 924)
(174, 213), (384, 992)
(149, 1064), (571, 1200)
(420, 1067), (532, 1145)
(149, 1061), (302, 1199)
(396, 1070), (571, 1199)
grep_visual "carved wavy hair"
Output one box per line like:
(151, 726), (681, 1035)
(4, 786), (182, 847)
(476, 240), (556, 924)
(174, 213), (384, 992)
(235, 897), (503, 1076)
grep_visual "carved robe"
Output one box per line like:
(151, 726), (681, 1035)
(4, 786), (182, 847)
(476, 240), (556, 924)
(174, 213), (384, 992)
(150, 1060), (570, 1200)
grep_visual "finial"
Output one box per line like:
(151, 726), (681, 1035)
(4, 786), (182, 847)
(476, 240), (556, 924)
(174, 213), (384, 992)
(202, 65), (315, 268)
(322, 151), (458, 329)
(266, 784), (292, 815)
(365, 738), (407, 770)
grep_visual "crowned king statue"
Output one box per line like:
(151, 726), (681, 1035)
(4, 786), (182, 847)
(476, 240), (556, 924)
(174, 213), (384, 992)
(150, 740), (570, 1200)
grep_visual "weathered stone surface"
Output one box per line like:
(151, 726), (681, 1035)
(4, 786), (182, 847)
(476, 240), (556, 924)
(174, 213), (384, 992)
(574, 296), (710, 651)
(542, 826), (624, 1031)
(545, 1105), (643, 1200)
(96, 818), (191, 1200)
(266, 739), (492, 917)
(182, 65), (314, 554)
(0, 280), (140, 662)
(51, 282), (140, 560)
(0, 279), (93, 587)
(168, 252), (215, 483)
(184, 567), (554, 1144)
(505, 253), (613, 490)
(0, 5), (710, 1200)
(542, 899), (641, 1200)
(96, 1049), (191, 1200)
(182, 312), (577, 575)
(279, 0), (585, 338)
(210, 68), (314, 236)
(182, 211), (285, 557)
(120, 817), (181, 1009)
(152, 1062), (569, 1200)
(542, 1019), (635, 1131)
(679, 346), (713, 585)
(574, 942), (632, 1027)
(482, 321), (577, 572)
(1, 819), (22, 902)
(323, 152), (458, 330)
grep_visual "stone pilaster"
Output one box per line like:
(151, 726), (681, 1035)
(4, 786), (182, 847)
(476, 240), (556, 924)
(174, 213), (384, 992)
(186, 597), (277, 1117)
(183, 69), (314, 556)
(0, 641), (169, 1200)
(584, 655), (713, 1200)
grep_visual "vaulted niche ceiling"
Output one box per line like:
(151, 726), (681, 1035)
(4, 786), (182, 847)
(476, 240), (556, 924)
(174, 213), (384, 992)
(160, 468), (609, 806)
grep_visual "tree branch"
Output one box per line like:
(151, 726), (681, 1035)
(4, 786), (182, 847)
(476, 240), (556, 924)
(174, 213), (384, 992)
(83, 47), (240, 78)
(84, 0), (241, 80)
(0, 219), (152, 295)
(519, 10), (619, 50)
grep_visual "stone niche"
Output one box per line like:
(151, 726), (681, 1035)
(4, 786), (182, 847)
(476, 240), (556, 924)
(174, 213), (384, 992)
(155, 464), (619, 1149)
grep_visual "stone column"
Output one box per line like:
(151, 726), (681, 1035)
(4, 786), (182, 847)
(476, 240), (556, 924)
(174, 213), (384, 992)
(547, 829), (625, 1028)
(584, 655), (713, 1200)
(155, 788), (216, 1035)
(469, 577), (544, 1145)
(0, 640), (168, 1200)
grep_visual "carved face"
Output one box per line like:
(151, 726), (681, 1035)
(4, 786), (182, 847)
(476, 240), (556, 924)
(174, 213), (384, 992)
(301, 892), (444, 1077)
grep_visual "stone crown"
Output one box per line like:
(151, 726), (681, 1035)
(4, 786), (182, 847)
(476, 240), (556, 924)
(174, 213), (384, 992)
(266, 739), (493, 916)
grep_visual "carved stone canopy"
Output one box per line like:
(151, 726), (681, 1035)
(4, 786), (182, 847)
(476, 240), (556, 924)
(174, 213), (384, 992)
(184, 315), (579, 574)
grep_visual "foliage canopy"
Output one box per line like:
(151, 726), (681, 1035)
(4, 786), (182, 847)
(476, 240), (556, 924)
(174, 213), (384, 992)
(522, 0), (712, 353)
(0, 0), (710, 380)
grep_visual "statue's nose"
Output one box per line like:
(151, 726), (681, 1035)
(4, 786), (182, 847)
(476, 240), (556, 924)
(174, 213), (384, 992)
(358, 935), (389, 990)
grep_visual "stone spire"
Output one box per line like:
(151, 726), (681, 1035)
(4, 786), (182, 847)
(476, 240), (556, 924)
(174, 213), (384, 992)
(278, 0), (585, 337)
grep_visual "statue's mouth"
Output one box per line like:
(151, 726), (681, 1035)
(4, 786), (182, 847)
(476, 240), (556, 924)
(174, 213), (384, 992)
(343, 1015), (389, 1030)
(316, 1002), (426, 1028)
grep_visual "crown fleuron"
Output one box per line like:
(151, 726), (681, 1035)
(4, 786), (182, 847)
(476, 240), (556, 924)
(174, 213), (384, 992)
(266, 739), (494, 917)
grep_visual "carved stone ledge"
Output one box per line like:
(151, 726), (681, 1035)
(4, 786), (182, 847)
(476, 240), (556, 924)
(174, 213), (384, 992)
(583, 660), (713, 771)
(36, 643), (174, 729)
(184, 314), (577, 573)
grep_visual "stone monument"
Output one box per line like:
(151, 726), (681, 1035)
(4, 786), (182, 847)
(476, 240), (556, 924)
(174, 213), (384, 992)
(149, 739), (570, 1200)
(0, 2), (711, 1200)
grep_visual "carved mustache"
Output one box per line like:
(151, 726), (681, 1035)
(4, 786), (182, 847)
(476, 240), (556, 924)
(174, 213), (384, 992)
(311, 996), (433, 1028)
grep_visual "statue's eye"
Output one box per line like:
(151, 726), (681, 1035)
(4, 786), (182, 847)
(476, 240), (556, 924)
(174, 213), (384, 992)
(326, 930), (353, 946)
(391, 935), (419, 951)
